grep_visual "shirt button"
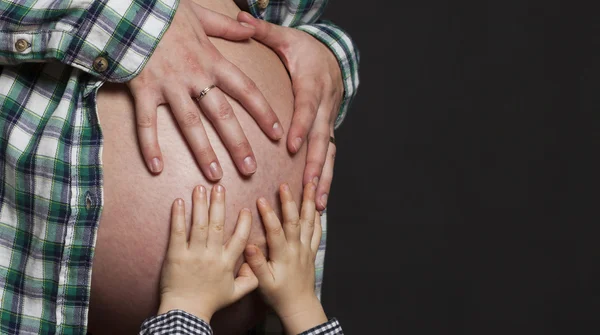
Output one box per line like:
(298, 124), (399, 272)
(15, 39), (30, 53)
(85, 192), (93, 210)
(93, 56), (108, 73)
(257, 0), (269, 9)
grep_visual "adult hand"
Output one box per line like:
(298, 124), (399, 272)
(237, 12), (343, 211)
(127, 0), (284, 179)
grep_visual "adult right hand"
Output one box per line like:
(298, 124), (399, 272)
(127, 0), (283, 180)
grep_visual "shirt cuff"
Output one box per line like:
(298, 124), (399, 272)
(296, 22), (360, 129)
(0, 0), (179, 83)
(139, 309), (213, 335)
(298, 318), (344, 335)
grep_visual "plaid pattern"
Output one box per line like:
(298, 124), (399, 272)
(299, 319), (342, 335)
(248, 0), (360, 128)
(0, 0), (357, 334)
(139, 310), (213, 335)
(0, 1), (178, 334)
(142, 310), (342, 335)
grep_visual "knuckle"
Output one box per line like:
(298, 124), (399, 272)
(212, 222), (224, 232)
(269, 226), (283, 237)
(309, 131), (329, 144)
(180, 109), (201, 127)
(193, 146), (215, 161)
(287, 219), (301, 228)
(212, 101), (234, 121)
(231, 140), (252, 154)
(136, 114), (155, 129)
(241, 78), (258, 96)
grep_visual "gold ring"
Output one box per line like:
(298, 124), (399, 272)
(196, 85), (216, 101)
(329, 136), (336, 145)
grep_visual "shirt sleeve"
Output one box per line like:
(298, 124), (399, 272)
(298, 318), (344, 335)
(0, 0), (179, 83)
(139, 310), (213, 335)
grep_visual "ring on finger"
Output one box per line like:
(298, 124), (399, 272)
(196, 84), (216, 101)
(329, 136), (336, 145)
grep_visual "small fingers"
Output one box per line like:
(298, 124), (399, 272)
(190, 185), (209, 248)
(244, 245), (273, 285)
(196, 86), (258, 176)
(233, 263), (259, 301)
(207, 184), (226, 249)
(225, 208), (253, 260)
(300, 182), (317, 245)
(168, 199), (187, 256)
(279, 183), (301, 244)
(256, 197), (286, 259)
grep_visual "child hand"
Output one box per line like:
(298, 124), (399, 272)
(158, 184), (258, 322)
(244, 183), (328, 334)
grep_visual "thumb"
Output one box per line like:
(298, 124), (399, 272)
(244, 245), (273, 284)
(233, 263), (259, 300)
(193, 5), (256, 40)
(237, 11), (290, 50)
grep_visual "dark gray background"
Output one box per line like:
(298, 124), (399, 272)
(320, 1), (600, 334)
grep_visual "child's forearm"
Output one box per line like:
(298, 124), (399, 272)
(279, 299), (344, 335)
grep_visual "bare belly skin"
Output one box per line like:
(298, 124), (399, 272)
(87, 1), (305, 333)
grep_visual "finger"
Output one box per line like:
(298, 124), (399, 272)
(279, 183), (301, 244)
(225, 208), (253, 260)
(303, 112), (330, 187)
(133, 93), (163, 174)
(256, 197), (286, 259)
(233, 263), (259, 301)
(244, 245), (274, 285)
(311, 212), (323, 255)
(168, 199), (187, 256)
(189, 185), (209, 249)
(300, 182), (317, 245)
(237, 12), (289, 50)
(207, 184), (226, 250)
(164, 88), (223, 181)
(216, 62), (283, 140)
(287, 82), (320, 153)
(193, 6), (256, 40)
(316, 139), (336, 211)
(196, 86), (258, 176)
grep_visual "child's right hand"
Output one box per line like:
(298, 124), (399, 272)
(244, 182), (328, 334)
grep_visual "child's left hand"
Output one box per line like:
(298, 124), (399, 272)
(157, 184), (258, 322)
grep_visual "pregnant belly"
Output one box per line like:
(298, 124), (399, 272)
(87, 2), (304, 334)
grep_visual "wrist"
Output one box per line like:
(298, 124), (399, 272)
(278, 297), (327, 335)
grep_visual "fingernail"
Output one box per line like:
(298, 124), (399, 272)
(197, 185), (205, 195)
(243, 156), (257, 174)
(312, 176), (319, 186)
(293, 137), (303, 152)
(241, 208), (251, 214)
(150, 158), (162, 173)
(272, 122), (283, 139)
(258, 197), (268, 206)
(215, 184), (224, 193)
(176, 198), (184, 207)
(240, 22), (255, 29)
(320, 194), (328, 208)
(282, 183), (290, 192)
(246, 246), (256, 256)
(209, 162), (222, 180)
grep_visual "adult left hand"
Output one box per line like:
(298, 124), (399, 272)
(237, 12), (343, 211)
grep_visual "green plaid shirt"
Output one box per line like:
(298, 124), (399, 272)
(0, 0), (359, 334)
